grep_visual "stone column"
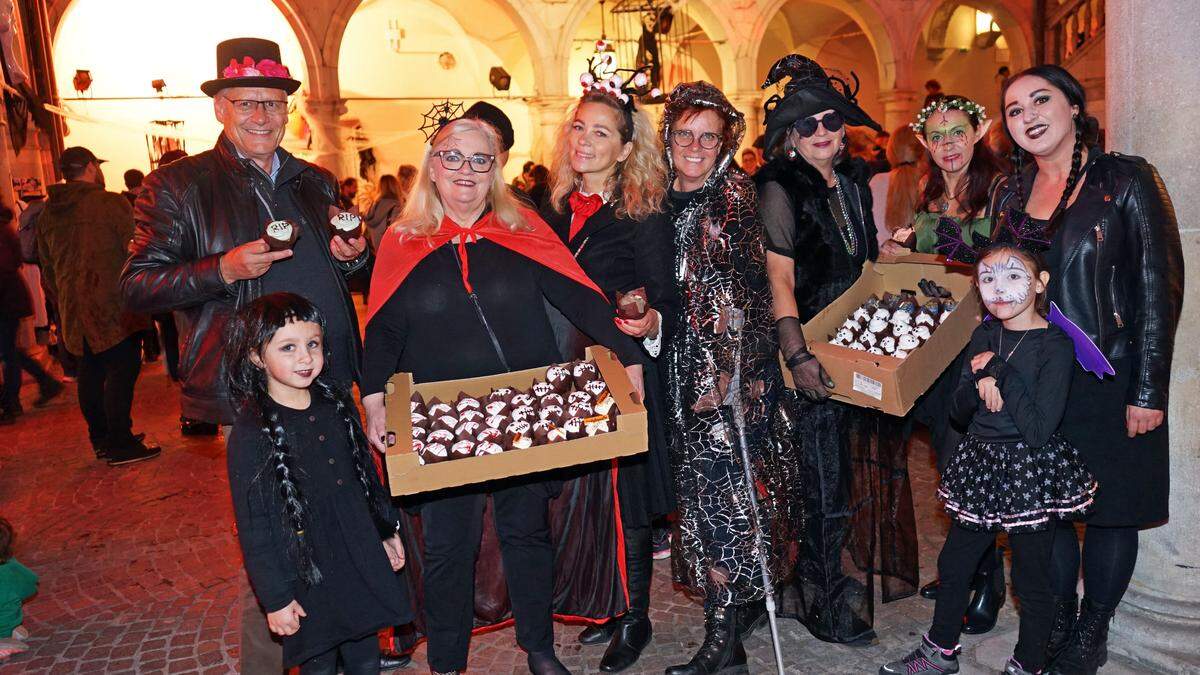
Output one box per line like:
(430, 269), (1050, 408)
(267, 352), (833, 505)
(527, 95), (575, 165)
(301, 97), (347, 177)
(877, 88), (919, 134)
(726, 91), (766, 153)
(1105, 2), (1200, 672)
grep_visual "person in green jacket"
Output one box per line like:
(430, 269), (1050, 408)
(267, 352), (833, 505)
(0, 518), (37, 660)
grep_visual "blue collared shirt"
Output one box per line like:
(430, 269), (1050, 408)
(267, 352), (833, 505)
(234, 146), (282, 184)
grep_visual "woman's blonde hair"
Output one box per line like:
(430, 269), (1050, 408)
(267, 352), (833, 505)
(548, 93), (667, 221)
(391, 118), (526, 237)
(884, 125), (926, 232)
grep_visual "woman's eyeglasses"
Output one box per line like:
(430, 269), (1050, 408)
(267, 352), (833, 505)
(792, 111), (845, 138)
(671, 129), (722, 150)
(433, 151), (496, 173)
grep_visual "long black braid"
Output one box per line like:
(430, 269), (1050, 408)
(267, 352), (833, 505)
(254, 389), (324, 585)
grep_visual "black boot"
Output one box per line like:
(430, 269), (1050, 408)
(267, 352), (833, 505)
(664, 604), (748, 675)
(527, 650), (570, 675)
(578, 620), (619, 646)
(1049, 597), (1115, 675)
(599, 526), (653, 672)
(735, 599), (767, 639)
(919, 579), (940, 600)
(1045, 594), (1078, 663)
(962, 545), (1006, 634)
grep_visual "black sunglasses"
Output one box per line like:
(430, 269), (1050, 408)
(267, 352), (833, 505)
(792, 111), (845, 138)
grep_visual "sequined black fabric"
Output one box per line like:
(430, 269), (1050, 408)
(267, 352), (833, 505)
(664, 166), (805, 609)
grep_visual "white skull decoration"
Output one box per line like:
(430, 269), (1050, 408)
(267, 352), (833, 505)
(898, 333), (921, 351)
(892, 322), (913, 336)
(915, 311), (936, 327)
(873, 308), (891, 321)
(868, 346), (884, 355)
(858, 330), (877, 347)
(852, 307), (872, 323)
(939, 311), (952, 324)
(843, 317), (864, 332)
(880, 336), (897, 353)
(894, 349), (909, 359)
(849, 341), (867, 351)
(834, 327), (856, 345)
(914, 325), (933, 341)
(868, 318), (889, 334)
(891, 309), (913, 326)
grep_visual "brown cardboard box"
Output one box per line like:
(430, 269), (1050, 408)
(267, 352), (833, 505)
(783, 253), (982, 416)
(383, 346), (647, 496)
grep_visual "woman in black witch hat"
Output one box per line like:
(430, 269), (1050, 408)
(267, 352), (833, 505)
(756, 54), (919, 644)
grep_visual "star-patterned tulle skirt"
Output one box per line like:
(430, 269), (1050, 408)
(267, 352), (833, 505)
(938, 433), (1098, 533)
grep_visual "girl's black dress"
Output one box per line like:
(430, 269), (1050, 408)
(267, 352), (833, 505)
(228, 397), (413, 668)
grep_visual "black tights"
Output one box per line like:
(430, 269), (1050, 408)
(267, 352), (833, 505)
(1049, 521), (1139, 607)
(299, 632), (380, 674)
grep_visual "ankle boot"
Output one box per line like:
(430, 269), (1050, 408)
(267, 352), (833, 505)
(919, 579), (940, 600)
(599, 526), (653, 672)
(664, 604), (748, 675)
(1049, 597), (1115, 675)
(962, 545), (1006, 634)
(1045, 594), (1078, 663)
(735, 599), (767, 640)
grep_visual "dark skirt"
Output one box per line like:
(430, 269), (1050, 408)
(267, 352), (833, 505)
(1058, 356), (1170, 527)
(938, 433), (1097, 534)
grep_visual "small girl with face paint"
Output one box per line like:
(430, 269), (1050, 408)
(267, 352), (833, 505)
(880, 246), (1096, 675)
(223, 293), (411, 673)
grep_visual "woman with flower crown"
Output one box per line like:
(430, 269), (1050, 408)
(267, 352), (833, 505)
(886, 94), (1013, 635)
(757, 54), (917, 645)
(539, 61), (677, 673)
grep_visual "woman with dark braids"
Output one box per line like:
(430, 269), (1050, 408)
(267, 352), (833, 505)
(224, 293), (411, 674)
(994, 65), (1184, 674)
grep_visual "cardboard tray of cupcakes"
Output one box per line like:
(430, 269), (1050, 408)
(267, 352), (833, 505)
(383, 346), (647, 496)
(783, 253), (982, 416)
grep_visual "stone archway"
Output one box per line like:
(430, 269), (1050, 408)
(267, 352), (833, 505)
(917, 0), (1034, 75)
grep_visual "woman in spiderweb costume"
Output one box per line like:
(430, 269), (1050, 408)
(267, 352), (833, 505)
(757, 54), (918, 645)
(658, 81), (805, 674)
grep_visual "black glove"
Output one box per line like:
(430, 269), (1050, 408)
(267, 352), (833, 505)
(776, 317), (834, 401)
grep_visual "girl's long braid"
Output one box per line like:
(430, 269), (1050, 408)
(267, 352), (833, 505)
(256, 390), (323, 585)
(1051, 124), (1085, 225)
(314, 379), (398, 538)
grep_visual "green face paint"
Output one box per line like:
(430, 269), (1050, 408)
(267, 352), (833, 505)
(924, 113), (971, 148)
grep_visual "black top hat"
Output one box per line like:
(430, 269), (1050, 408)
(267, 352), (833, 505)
(201, 37), (301, 97)
(761, 54), (880, 153)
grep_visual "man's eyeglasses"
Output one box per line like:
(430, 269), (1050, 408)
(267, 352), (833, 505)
(671, 129), (722, 150)
(223, 98), (289, 115)
(792, 111), (845, 138)
(433, 150), (496, 173)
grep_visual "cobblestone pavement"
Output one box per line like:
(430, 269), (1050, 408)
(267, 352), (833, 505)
(0, 349), (1141, 674)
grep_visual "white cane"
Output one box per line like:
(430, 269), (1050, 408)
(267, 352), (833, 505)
(723, 307), (787, 675)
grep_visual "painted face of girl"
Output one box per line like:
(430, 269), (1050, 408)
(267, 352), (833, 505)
(977, 252), (1038, 320)
(921, 109), (987, 174)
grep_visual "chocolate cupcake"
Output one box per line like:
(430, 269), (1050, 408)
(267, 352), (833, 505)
(898, 333), (920, 352)
(420, 442), (450, 464)
(546, 365), (572, 394)
(586, 380), (615, 416)
(475, 441), (504, 456)
(915, 310), (937, 328)
(616, 287), (649, 319)
(450, 439), (475, 460)
(329, 211), (363, 239)
(488, 387), (516, 404)
(427, 400), (453, 418)
(538, 405), (564, 422)
(505, 420), (533, 450)
(532, 382), (555, 399)
(455, 394), (482, 413)
(851, 307), (872, 324)
(572, 361), (599, 389)
(583, 414), (611, 436)
(484, 400), (510, 417)
(511, 405), (537, 423)
(410, 392), (427, 415)
(410, 412), (428, 429)
(484, 414), (510, 431)
(913, 325), (933, 341)
(568, 401), (594, 419)
(867, 317), (889, 335)
(458, 410), (485, 424)
(562, 416), (586, 440)
(262, 219), (298, 251)
(539, 393), (564, 409)
(511, 392), (536, 409)
(476, 427), (503, 445)
(455, 421), (482, 441)
(431, 414), (459, 433)
(531, 421), (554, 446)
(411, 426), (428, 442)
(427, 429), (455, 447)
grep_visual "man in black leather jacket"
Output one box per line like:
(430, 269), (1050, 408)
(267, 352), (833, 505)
(120, 37), (410, 674)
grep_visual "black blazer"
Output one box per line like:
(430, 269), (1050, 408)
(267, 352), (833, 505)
(540, 200), (680, 346)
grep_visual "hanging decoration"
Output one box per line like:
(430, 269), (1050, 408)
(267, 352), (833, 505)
(607, 0), (697, 104)
(145, 120), (186, 167)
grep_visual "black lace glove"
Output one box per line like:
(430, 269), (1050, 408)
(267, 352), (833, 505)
(776, 317), (834, 401)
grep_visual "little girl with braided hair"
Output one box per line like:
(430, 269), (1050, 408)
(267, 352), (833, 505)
(224, 292), (411, 673)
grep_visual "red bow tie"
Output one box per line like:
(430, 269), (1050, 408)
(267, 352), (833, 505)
(568, 192), (604, 240)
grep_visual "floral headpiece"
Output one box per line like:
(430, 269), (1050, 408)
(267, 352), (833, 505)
(579, 41), (660, 108)
(934, 206), (1050, 265)
(418, 99), (465, 143)
(222, 57), (292, 80)
(910, 96), (987, 135)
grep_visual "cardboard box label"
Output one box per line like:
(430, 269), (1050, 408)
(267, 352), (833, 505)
(852, 372), (884, 400)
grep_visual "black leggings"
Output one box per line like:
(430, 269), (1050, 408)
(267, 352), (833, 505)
(930, 524), (1055, 670)
(1049, 521), (1139, 606)
(299, 632), (379, 674)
